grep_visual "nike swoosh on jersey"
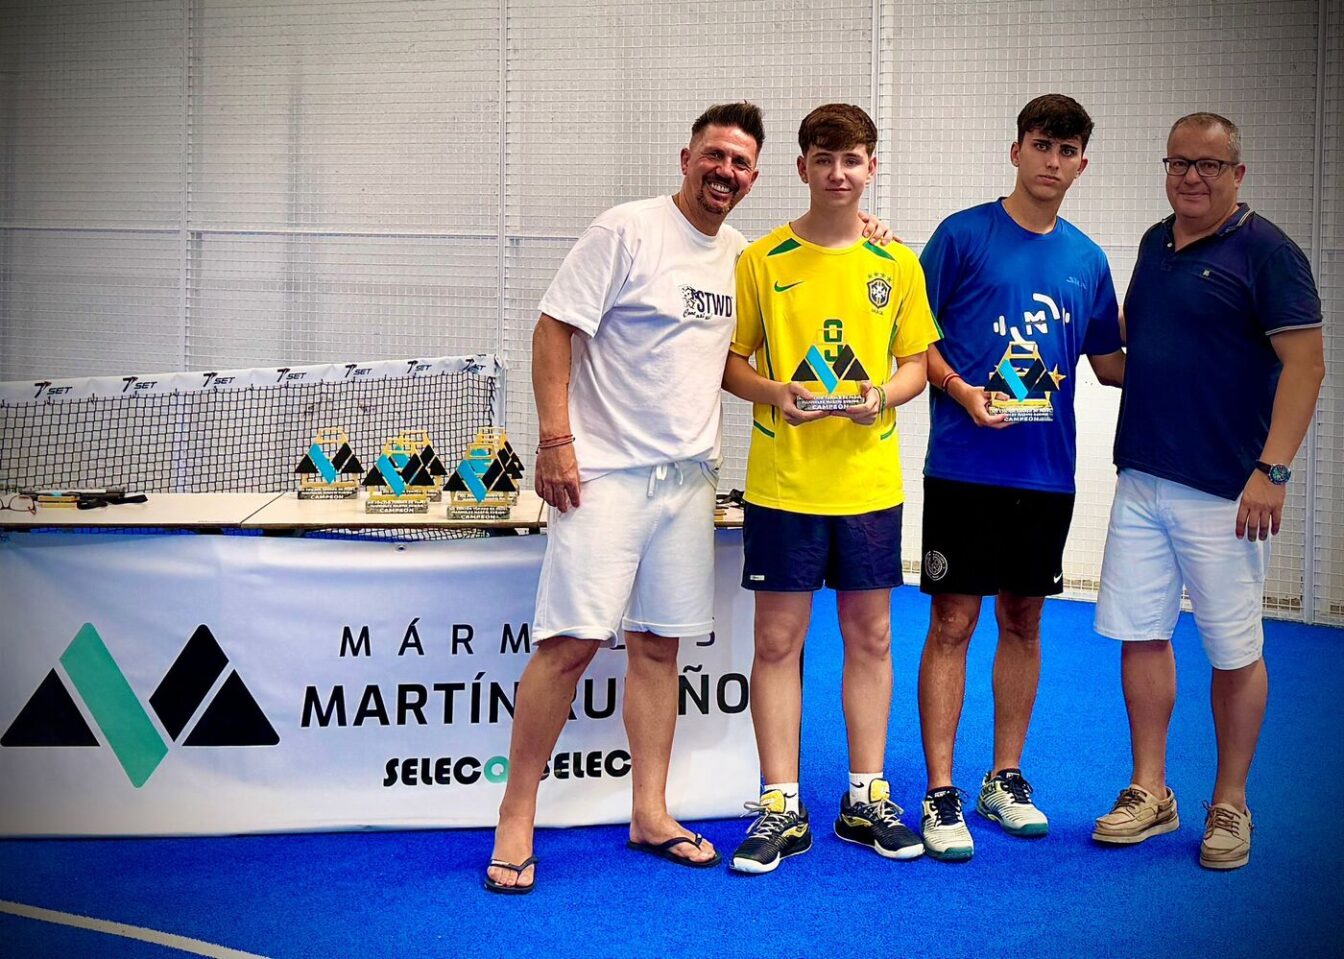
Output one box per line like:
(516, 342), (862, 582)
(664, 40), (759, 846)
(773, 280), (805, 293)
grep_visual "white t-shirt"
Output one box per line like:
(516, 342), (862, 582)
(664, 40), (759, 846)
(538, 195), (747, 480)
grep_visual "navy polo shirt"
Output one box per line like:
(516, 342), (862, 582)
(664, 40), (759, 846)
(1115, 203), (1322, 500)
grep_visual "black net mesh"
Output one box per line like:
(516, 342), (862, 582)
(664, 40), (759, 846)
(1, 365), (503, 542)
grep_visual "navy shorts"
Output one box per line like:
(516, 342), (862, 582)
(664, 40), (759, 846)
(920, 477), (1075, 597)
(741, 502), (904, 592)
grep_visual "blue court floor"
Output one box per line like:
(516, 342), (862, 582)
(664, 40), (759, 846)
(2, 590), (1342, 958)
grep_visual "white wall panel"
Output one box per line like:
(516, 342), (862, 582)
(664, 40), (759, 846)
(501, 0), (876, 481)
(0, 0), (1337, 621)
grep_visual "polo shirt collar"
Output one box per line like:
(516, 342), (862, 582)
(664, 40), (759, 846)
(1160, 202), (1254, 244)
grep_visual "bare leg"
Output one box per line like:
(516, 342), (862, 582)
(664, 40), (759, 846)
(1210, 656), (1267, 810)
(624, 630), (716, 863)
(990, 592), (1044, 775)
(837, 589), (893, 774)
(1121, 639), (1176, 797)
(749, 591), (814, 785)
(918, 593), (982, 790)
(488, 636), (600, 888)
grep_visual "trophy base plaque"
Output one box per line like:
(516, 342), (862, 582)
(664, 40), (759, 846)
(298, 487), (359, 501)
(988, 403), (1054, 423)
(365, 498), (429, 514)
(447, 504), (512, 521)
(796, 395), (863, 412)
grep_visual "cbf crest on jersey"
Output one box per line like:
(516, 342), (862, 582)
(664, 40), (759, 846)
(866, 273), (892, 310)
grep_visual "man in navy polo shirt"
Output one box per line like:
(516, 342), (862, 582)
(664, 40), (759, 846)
(1092, 113), (1324, 870)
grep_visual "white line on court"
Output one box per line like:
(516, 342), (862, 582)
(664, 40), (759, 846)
(0, 899), (271, 959)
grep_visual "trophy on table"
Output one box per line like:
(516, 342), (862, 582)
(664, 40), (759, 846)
(985, 340), (1063, 423)
(790, 329), (871, 412)
(362, 435), (430, 513)
(294, 428), (364, 499)
(445, 427), (523, 520)
(394, 429), (448, 502)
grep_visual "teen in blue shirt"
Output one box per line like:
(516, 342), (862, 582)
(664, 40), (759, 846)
(915, 94), (1124, 862)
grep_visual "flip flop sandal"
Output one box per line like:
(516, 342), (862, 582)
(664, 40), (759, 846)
(483, 855), (538, 894)
(625, 833), (722, 868)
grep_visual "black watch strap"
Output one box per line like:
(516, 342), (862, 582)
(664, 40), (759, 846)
(1254, 461), (1291, 485)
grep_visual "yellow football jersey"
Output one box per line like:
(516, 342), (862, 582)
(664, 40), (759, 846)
(732, 224), (940, 515)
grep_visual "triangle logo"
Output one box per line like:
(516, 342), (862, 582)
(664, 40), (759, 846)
(1, 669), (98, 747)
(150, 624), (228, 742)
(184, 672), (280, 746)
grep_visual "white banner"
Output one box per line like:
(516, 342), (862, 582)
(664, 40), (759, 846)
(0, 531), (757, 836)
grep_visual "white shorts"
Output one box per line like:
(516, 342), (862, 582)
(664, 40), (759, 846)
(532, 461), (717, 646)
(1095, 469), (1268, 670)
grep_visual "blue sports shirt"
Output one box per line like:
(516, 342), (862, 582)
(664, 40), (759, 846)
(921, 200), (1123, 493)
(1115, 204), (1322, 500)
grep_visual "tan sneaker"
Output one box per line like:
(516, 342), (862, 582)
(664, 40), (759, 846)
(1200, 802), (1252, 870)
(1092, 784), (1179, 844)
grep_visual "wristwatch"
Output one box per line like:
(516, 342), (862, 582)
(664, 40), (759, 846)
(1254, 461), (1292, 485)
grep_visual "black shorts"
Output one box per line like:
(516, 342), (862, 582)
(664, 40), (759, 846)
(920, 477), (1074, 597)
(742, 502), (904, 592)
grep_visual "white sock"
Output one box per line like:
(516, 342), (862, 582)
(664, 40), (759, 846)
(849, 771), (883, 807)
(762, 781), (800, 815)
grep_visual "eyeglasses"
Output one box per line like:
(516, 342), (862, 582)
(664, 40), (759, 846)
(0, 492), (36, 514)
(1162, 156), (1236, 178)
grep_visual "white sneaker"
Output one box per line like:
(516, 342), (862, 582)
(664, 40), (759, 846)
(976, 768), (1049, 837)
(921, 787), (974, 861)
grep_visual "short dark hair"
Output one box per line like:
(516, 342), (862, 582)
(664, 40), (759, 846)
(1171, 112), (1241, 163)
(1016, 94), (1094, 150)
(691, 102), (765, 150)
(797, 103), (877, 155)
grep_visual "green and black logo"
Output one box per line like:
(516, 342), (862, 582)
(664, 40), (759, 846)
(2, 623), (279, 787)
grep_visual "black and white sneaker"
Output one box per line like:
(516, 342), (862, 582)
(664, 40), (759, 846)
(834, 778), (924, 860)
(730, 788), (812, 874)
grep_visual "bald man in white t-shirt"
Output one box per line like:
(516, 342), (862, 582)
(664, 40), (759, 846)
(484, 102), (765, 893)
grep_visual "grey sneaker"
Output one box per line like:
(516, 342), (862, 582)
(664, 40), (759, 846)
(1200, 801), (1252, 870)
(1092, 784), (1179, 844)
